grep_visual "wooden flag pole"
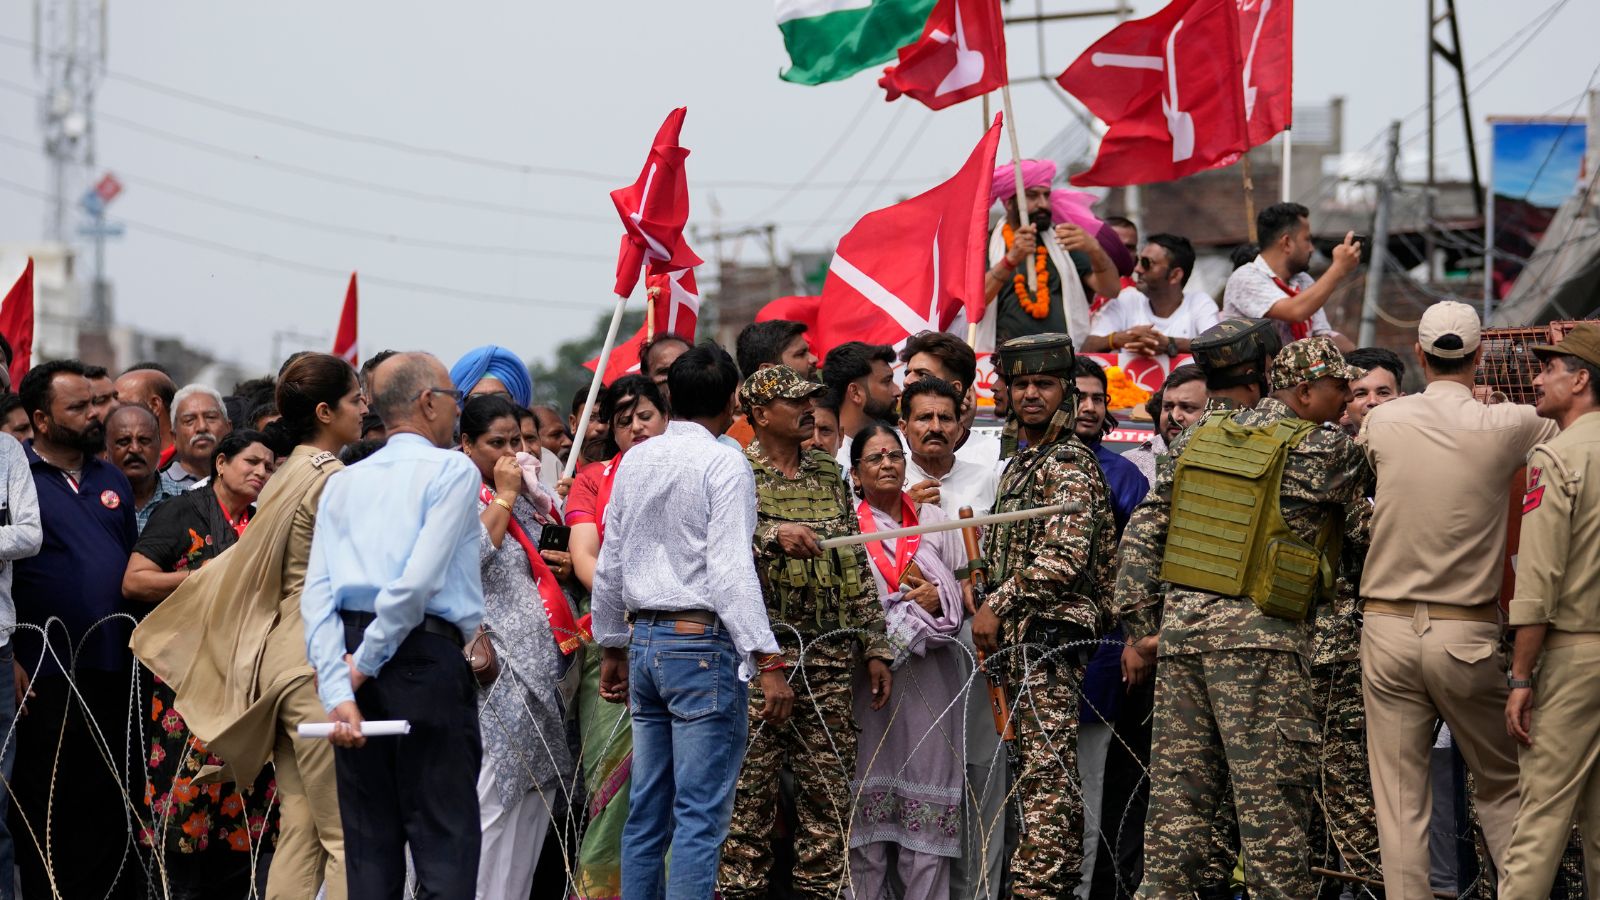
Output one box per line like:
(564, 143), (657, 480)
(564, 294), (628, 478)
(998, 84), (1038, 293)
(645, 289), (656, 341)
(1242, 154), (1259, 244)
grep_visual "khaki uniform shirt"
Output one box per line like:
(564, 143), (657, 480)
(1508, 412), (1600, 631)
(1359, 380), (1557, 606)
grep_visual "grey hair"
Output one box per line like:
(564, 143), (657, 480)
(170, 384), (229, 428)
(371, 352), (437, 426)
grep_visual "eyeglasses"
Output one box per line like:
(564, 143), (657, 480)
(418, 387), (465, 404)
(1136, 256), (1160, 270)
(859, 450), (906, 466)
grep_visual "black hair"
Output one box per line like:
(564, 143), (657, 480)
(339, 438), (386, 466)
(1151, 364), (1208, 421)
(599, 374), (668, 457)
(667, 343), (740, 420)
(638, 333), (693, 375)
(514, 405), (536, 425)
(0, 334), (11, 369)
(209, 428), (272, 479)
(822, 341), (895, 399)
(1423, 338), (1477, 376)
(847, 422), (902, 471)
(233, 375), (278, 411)
(0, 392), (25, 422)
(1345, 347), (1406, 386)
(248, 402), (279, 431)
(1229, 244), (1260, 270)
(269, 352), (360, 448)
(1257, 202), (1309, 249)
(570, 385), (592, 419)
(460, 394), (523, 443)
(899, 331), (977, 392)
(121, 361), (173, 378)
(1145, 233), (1196, 287)
(84, 364), (109, 380)
(359, 350), (398, 388)
(1072, 356), (1109, 391)
(1104, 216), (1136, 234)
(815, 391), (841, 417)
(736, 321), (808, 379)
(18, 359), (89, 419)
(276, 351), (314, 378)
(899, 376), (963, 421)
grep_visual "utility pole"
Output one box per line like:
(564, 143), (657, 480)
(1425, 0), (1481, 282)
(1358, 121), (1401, 348)
(35, 0), (106, 243)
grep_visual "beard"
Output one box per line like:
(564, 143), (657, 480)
(863, 396), (899, 424)
(52, 419), (106, 455)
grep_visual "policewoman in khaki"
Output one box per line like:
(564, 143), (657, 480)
(1499, 323), (1600, 898)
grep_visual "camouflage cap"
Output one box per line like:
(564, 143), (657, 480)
(997, 332), (1075, 377)
(739, 364), (826, 408)
(1188, 317), (1282, 374)
(1269, 337), (1365, 392)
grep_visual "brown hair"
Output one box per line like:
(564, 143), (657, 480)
(270, 352), (358, 447)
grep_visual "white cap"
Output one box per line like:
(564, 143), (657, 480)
(1418, 301), (1481, 359)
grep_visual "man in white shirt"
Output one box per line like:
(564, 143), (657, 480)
(901, 379), (998, 518)
(591, 344), (792, 900)
(1085, 234), (1219, 358)
(1221, 202), (1361, 353)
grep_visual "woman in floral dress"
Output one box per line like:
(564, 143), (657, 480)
(122, 430), (279, 897)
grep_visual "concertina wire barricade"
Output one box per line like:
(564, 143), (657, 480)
(8, 613), (1562, 900)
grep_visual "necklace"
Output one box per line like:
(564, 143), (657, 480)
(1002, 222), (1051, 319)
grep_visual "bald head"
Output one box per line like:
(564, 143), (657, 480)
(371, 352), (456, 447)
(115, 368), (178, 446)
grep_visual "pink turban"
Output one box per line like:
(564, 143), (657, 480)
(990, 159), (1134, 277)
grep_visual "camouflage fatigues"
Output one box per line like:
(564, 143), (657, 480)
(983, 407), (1118, 900)
(1307, 498), (1381, 883)
(718, 444), (890, 900)
(1116, 395), (1372, 900)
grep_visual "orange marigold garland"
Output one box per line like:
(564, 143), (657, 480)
(1002, 223), (1051, 319)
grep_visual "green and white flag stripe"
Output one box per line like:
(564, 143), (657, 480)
(776, 0), (938, 86)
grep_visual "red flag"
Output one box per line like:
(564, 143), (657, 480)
(583, 269), (701, 386)
(1058, 0), (1248, 187)
(756, 295), (822, 335)
(811, 117), (1002, 361)
(332, 272), (359, 366)
(1238, 0), (1292, 147)
(879, 0), (1007, 110)
(0, 259), (34, 387)
(610, 108), (703, 298)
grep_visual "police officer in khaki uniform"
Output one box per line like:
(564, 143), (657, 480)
(1498, 323), (1600, 898)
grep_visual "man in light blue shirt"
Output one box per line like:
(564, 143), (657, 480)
(302, 351), (484, 900)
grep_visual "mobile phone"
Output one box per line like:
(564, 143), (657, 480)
(538, 525), (571, 554)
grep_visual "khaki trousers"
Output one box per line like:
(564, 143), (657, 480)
(265, 680), (347, 900)
(1499, 638), (1600, 899)
(1360, 609), (1520, 900)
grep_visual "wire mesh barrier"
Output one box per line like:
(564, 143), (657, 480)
(9, 615), (1577, 900)
(1473, 321), (1584, 404)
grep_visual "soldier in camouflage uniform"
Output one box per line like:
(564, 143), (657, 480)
(971, 333), (1118, 900)
(1117, 337), (1373, 900)
(718, 365), (895, 900)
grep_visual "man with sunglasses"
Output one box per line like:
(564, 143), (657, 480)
(1084, 233), (1219, 358)
(302, 351), (487, 899)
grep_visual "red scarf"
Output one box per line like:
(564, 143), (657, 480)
(1269, 273), (1312, 340)
(857, 495), (921, 589)
(592, 453), (624, 544)
(217, 492), (250, 537)
(480, 485), (585, 653)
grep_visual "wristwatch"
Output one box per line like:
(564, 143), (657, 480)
(1507, 676), (1534, 690)
(1166, 336), (1180, 357)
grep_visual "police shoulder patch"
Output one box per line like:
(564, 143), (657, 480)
(1522, 466), (1545, 515)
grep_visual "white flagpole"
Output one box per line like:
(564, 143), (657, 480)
(1280, 129), (1293, 201)
(999, 84), (1038, 293)
(564, 294), (628, 478)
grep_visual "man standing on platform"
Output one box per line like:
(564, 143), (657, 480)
(1498, 324), (1600, 897)
(302, 352), (486, 899)
(719, 365), (893, 900)
(1221, 203), (1359, 353)
(972, 333), (1118, 900)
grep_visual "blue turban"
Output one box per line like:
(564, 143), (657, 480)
(450, 345), (533, 408)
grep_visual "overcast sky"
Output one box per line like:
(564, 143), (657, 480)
(0, 0), (1595, 375)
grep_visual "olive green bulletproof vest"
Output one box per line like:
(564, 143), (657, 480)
(1160, 411), (1340, 621)
(753, 453), (866, 632)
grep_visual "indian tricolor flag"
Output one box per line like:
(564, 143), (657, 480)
(777, 0), (938, 85)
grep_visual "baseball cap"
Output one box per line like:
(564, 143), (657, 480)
(1532, 322), (1600, 370)
(1418, 301), (1481, 359)
(739, 365), (826, 408)
(1270, 337), (1365, 392)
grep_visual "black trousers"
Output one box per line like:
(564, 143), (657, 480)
(1091, 675), (1154, 900)
(10, 670), (145, 900)
(334, 623), (482, 900)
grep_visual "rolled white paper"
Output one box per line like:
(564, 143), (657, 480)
(296, 720), (411, 738)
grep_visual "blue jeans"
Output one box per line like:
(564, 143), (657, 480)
(0, 642), (16, 900)
(621, 617), (749, 900)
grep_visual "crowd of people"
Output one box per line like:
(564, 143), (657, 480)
(0, 186), (1595, 900)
